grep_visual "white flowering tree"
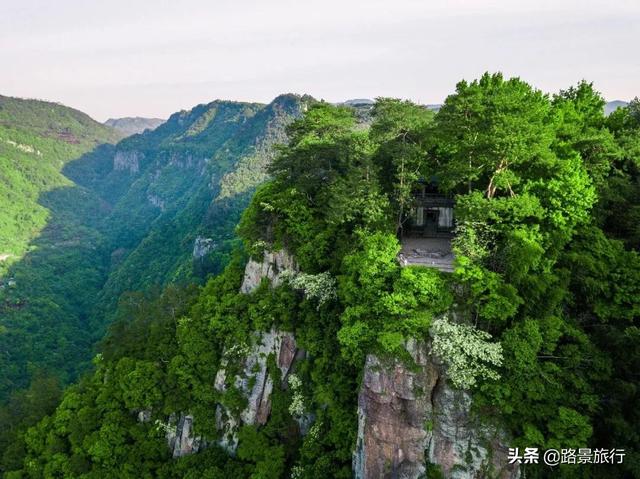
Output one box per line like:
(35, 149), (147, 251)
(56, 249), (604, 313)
(287, 374), (306, 417)
(281, 270), (337, 307)
(430, 316), (503, 389)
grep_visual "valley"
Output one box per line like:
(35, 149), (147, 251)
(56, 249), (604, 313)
(0, 83), (638, 478)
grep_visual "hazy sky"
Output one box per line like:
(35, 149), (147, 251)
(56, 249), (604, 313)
(1, 0), (638, 121)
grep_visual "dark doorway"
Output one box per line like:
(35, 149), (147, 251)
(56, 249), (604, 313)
(425, 209), (438, 236)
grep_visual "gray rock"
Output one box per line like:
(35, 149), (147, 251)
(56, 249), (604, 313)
(163, 152), (209, 176)
(147, 193), (165, 211)
(137, 409), (152, 423)
(164, 249), (305, 457)
(166, 414), (202, 458)
(113, 150), (142, 174)
(240, 249), (297, 293)
(354, 351), (437, 479)
(193, 236), (217, 259)
(213, 328), (302, 452)
(354, 341), (519, 479)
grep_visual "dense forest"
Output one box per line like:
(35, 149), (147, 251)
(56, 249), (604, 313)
(1, 74), (639, 478)
(0, 93), (310, 474)
(0, 95), (123, 399)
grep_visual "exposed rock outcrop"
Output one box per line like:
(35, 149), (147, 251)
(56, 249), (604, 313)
(240, 249), (297, 293)
(147, 193), (165, 211)
(113, 150), (143, 174)
(167, 152), (207, 172)
(166, 414), (202, 458)
(354, 340), (519, 479)
(214, 328), (303, 452)
(137, 409), (151, 423)
(162, 249), (303, 456)
(192, 237), (217, 259)
(213, 249), (303, 451)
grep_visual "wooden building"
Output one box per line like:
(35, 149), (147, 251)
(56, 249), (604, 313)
(399, 181), (455, 272)
(405, 183), (455, 238)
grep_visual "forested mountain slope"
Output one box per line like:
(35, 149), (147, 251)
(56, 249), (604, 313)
(2, 77), (638, 478)
(0, 94), (310, 407)
(0, 95), (122, 401)
(0, 95), (122, 274)
(88, 94), (311, 326)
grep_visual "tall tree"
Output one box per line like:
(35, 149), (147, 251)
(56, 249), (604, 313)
(433, 73), (557, 198)
(369, 98), (435, 235)
(552, 81), (620, 191)
(602, 98), (640, 249)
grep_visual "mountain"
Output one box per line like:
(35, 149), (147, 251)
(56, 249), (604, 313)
(83, 94), (312, 320)
(0, 94), (121, 277)
(0, 93), (311, 406)
(3, 85), (639, 478)
(2, 83), (639, 478)
(605, 100), (629, 115)
(0, 94), (123, 404)
(341, 98), (374, 106)
(104, 116), (165, 136)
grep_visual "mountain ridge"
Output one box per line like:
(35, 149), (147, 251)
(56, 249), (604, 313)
(0, 93), (312, 406)
(104, 117), (165, 136)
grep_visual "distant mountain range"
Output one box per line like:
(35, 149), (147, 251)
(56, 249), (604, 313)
(342, 99), (629, 116)
(104, 116), (165, 136)
(605, 100), (629, 116)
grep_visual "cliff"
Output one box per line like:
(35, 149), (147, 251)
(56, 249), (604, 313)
(160, 249), (303, 457)
(354, 341), (519, 479)
(158, 249), (519, 478)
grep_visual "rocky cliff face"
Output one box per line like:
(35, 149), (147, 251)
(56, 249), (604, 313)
(160, 249), (516, 477)
(240, 249), (297, 293)
(214, 328), (302, 452)
(166, 152), (209, 176)
(192, 236), (217, 259)
(353, 340), (519, 479)
(166, 414), (202, 458)
(163, 249), (302, 457)
(147, 193), (165, 211)
(214, 248), (301, 451)
(113, 150), (142, 174)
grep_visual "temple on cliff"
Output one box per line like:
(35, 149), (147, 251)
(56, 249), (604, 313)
(398, 180), (455, 272)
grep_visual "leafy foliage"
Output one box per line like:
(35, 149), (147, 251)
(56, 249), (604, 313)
(2, 76), (640, 479)
(430, 316), (503, 388)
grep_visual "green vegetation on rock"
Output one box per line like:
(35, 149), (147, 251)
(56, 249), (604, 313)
(1, 78), (639, 478)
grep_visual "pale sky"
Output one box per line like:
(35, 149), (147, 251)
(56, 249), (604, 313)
(1, 0), (638, 121)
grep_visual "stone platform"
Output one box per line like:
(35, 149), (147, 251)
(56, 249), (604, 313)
(398, 237), (455, 273)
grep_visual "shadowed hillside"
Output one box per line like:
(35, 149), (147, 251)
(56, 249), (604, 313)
(0, 93), (311, 405)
